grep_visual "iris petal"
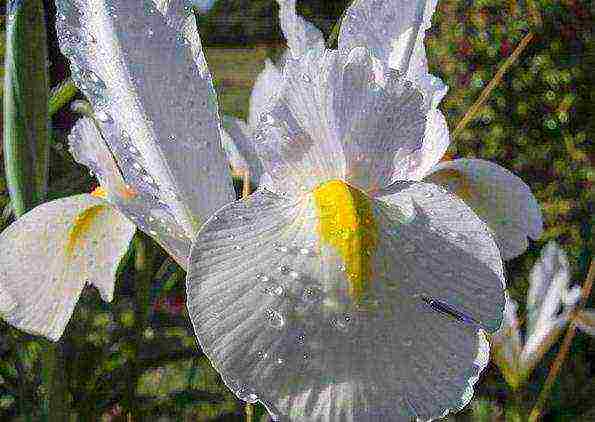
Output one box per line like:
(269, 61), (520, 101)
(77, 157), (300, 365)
(425, 159), (543, 260)
(186, 182), (505, 420)
(56, 0), (234, 236)
(69, 117), (191, 267)
(0, 195), (135, 341)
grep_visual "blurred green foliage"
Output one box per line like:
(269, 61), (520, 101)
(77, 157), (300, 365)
(0, 0), (593, 420)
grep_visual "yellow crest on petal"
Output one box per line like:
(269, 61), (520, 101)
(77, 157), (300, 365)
(66, 205), (106, 256)
(91, 186), (107, 199)
(313, 180), (378, 303)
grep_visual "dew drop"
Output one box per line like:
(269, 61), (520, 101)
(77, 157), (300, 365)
(299, 247), (310, 256)
(147, 28), (154, 38)
(265, 308), (285, 329)
(332, 313), (353, 333)
(95, 111), (111, 122)
(301, 73), (312, 83)
(302, 286), (322, 304)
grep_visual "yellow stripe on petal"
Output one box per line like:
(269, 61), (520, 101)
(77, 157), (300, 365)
(91, 186), (107, 199)
(66, 205), (106, 256)
(313, 180), (378, 303)
(430, 168), (479, 204)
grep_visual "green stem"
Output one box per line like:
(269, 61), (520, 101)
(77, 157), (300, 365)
(126, 233), (154, 418)
(246, 403), (254, 422)
(49, 79), (78, 118)
(40, 342), (68, 422)
(3, 0), (50, 216)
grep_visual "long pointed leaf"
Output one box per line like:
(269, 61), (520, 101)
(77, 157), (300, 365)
(3, 0), (50, 217)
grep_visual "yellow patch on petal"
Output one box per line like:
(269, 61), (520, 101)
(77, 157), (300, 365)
(429, 168), (478, 203)
(91, 186), (107, 199)
(66, 205), (106, 256)
(313, 180), (378, 303)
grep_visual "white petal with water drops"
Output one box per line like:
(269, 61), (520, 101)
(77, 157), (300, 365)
(187, 182), (505, 421)
(425, 159), (543, 260)
(0, 194), (135, 341)
(56, 0), (235, 236)
(68, 117), (191, 267)
(339, 0), (447, 105)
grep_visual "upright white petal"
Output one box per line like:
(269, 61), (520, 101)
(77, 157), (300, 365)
(339, 0), (446, 105)
(254, 48), (428, 196)
(69, 117), (191, 267)
(425, 159), (543, 260)
(56, 0), (234, 236)
(0, 195), (135, 341)
(391, 109), (450, 183)
(248, 59), (284, 130)
(254, 50), (345, 196)
(336, 49), (428, 192)
(222, 116), (264, 184)
(187, 182), (504, 420)
(276, 0), (325, 59)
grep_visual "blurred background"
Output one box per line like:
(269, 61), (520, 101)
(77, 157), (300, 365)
(0, 0), (592, 420)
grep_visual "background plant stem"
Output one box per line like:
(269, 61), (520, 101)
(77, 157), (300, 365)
(3, 1), (64, 420)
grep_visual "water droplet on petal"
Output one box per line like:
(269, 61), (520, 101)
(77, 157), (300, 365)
(95, 111), (111, 122)
(265, 308), (284, 328)
(301, 73), (312, 83)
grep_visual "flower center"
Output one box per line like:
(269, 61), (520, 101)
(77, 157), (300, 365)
(313, 180), (378, 304)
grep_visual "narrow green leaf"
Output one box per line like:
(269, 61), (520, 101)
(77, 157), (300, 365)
(3, 0), (50, 217)
(49, 79), (78, 117)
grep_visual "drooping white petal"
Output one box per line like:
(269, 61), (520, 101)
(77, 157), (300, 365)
(276, 0), (325, 59)
(222, 116), (264, 184)
(56, 0), (235, 236)
(576, 310), (595, 336)
(425, 159), (543, 260)
(187, 182), (504, 421)
(339, 0), (447, 105)
(248, 59), (284, 130)
(68, 117), (191, 267)
(520, 242), (580, 371)
(391, 108), (450, 183)
(0, 195), (135, 341)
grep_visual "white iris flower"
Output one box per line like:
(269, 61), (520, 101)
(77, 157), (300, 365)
(0, 0), (545, 420)
(0, 0), (236, 340)
(492, 241), (593, 390)
(224, 0), (544, 262)
(185, 0), (542, 420)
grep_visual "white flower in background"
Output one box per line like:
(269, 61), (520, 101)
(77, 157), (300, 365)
(184, 0), (520, 420)
(0, 0), (237, 341)
(223, 0), (543, 261)
(491, 241), (593, 389)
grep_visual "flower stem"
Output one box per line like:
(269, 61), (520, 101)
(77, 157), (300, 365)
(528, 258), (594, 422)
(452, 31), (535, 140)
(246, 403), (255, 422)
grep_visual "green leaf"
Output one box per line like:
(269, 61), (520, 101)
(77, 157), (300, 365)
(3, 0), (50, 217)
(49, 79), (78, 118)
